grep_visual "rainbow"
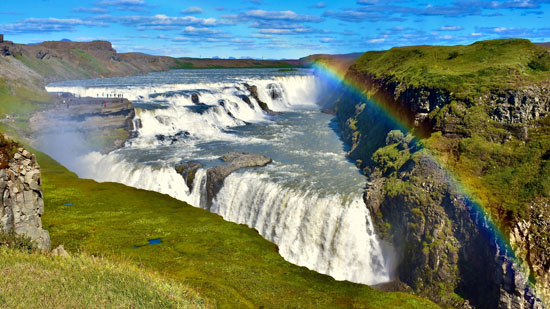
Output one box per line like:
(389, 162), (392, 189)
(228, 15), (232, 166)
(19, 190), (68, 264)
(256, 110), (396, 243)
(310, 60), (544, 305)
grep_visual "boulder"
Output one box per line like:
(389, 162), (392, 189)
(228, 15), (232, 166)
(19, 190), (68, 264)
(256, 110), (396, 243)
(191, 93), (200, 104)
(267, 83), (281, 100)
(238, 95), (254, 108)
(51, 244), (70, 257)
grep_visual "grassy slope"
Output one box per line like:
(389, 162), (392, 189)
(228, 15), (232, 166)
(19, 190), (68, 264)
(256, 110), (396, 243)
(351, 39), (550, 225)
(0, 247), (208, 308)
(353, 39), (550, 98)
(24, 141), (434, 308)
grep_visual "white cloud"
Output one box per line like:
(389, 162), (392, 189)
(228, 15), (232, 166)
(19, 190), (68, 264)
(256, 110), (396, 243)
(369, 38), (386, 43)
(439, 25), (462, 31)
(99, 14), (221, 30)
(0, 17), (107, 34)
(181, 6), (203, 14)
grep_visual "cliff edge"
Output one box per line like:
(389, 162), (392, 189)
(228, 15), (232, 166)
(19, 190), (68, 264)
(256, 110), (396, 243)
(335, 39), (550, 308)
(0, 134), (49, 250)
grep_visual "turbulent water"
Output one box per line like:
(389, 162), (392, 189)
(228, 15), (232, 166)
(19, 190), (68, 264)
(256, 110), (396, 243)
(44, 68), (394, 285)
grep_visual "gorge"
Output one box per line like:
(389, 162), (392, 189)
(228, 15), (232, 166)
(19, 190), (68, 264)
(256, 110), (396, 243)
(1, 37), (549, 308)
(39, 68), (395, 286)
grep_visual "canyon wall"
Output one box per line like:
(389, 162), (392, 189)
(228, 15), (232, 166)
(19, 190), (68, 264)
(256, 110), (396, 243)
(334, 60), (549, 307)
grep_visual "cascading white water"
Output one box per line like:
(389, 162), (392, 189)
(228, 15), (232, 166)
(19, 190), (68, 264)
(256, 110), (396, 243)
(212, 172), (391, 284)
(42, 69), (394, 286)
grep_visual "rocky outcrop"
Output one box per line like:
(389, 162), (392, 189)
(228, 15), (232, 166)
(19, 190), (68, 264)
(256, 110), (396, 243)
(191, 93), (200, 104)
(345, 69), (451, 132)
(29, 96), (135, 153)
(243, 83), (276, 114)
(486, 84), (550, 124)
(205, 152), (272, 208)
(345, 68), (550, 132)
(0, 146), (50, 250)
(510, 199), (550, 306)
(175, 153), (272, 208)
(335, 66), (550, 307)
(175, 161), (203, 191)
(267, 83), (282, 100)
(365, 133), (543, 308)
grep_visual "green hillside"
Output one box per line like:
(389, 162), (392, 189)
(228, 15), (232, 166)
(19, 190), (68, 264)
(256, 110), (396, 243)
(353, 39), (550, 98)
(0, 247), (208, 308)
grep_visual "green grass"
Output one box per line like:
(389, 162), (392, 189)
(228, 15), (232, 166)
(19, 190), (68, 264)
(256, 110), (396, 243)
(172, 60), (195, 69)
(0, 247), (208, 308)
(14, 54), (58, 78)
(29, 147), (436, 308)
(72, 49), (109, 76)
(0, 78), (50, 116)
(352, 39), (550, 98)
(424, 118), (550, 221)
(0, 123), (438, 307)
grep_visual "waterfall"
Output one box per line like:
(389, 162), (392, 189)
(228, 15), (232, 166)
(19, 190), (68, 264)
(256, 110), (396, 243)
(212, 171), (392, 285)
(42, 70), (394, 286)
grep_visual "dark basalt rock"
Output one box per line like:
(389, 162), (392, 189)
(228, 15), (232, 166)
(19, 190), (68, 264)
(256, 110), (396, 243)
(267, 83), (281, 100)
(238, 95), (254, 108)
(362, 131), (542, 308)
(243, 83), (276, 114)
(486, 86), (550, 124)
(191, 93), (200, 104)
(155, 131), (190, 145)
(205, 152), (272, 209)
(334, 67), (549, 306)
(175, 161), (203, 191)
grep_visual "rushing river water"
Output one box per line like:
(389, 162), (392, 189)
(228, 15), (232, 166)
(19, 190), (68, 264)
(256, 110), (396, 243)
(44, 68), (394, 285)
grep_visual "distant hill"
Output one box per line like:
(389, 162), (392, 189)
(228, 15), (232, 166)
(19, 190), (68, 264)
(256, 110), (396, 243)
(172, 57), (301, 69)
(0, 39), (313, 116)
(301, 52), (363, 74)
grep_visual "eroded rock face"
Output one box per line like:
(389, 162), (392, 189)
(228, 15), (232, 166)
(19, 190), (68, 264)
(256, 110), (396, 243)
(510, 199), (550, 306)
(206, 152), (272, 208)
(29, 96), (135, 154)
(487, 85), (550, 124)
(175, 161), (203, 191)
(175, 153), (272, 209)
(337, 63), (550, 308)
(346, 69), (550, 133)
(0, 147), (50, 250)
(365, 134), (543, 308)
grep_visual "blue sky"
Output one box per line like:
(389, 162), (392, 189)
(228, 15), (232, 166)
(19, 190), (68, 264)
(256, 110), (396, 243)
(0, 0), (549, 59)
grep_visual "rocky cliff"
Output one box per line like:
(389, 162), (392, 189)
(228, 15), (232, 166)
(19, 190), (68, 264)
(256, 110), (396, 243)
(29, 96), (136, 153)
(334, 39), (550, 308)
(0, 135), (49, 250)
